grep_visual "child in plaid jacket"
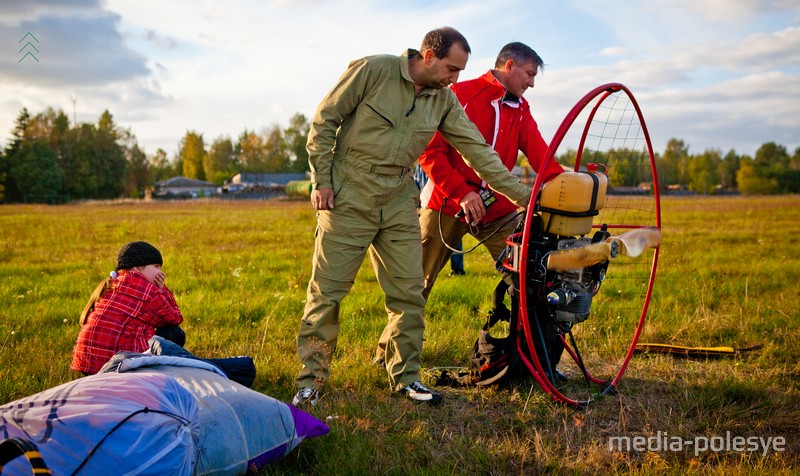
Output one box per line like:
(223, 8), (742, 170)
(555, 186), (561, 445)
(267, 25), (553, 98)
(70, 241), (185, 376)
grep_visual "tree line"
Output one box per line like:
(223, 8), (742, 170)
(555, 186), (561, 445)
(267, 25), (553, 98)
(1, 106), (798, 203)
(0, 107), (311, 203)
(553, 139), (800, 194)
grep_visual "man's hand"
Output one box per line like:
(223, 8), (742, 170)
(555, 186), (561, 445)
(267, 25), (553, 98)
(459, 190), (486, 223)
(311, 188), (335, 210)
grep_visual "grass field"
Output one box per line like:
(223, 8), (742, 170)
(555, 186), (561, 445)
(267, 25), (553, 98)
(1, 195), (798, 474)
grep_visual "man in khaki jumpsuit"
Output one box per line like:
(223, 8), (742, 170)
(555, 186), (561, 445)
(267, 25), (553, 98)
(293, 27), (532, 406)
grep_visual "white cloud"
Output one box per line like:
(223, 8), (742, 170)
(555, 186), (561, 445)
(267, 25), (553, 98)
(0, 12), (151, 86)
(598, 47), (628, 57)
(0, 0), (796, 158)
(632, 70), (800, 154)
(142, 29), (178, 50)
(711, 27), (800, 71)
(673, 0), (800, 23)
(0, 0), (101, 22)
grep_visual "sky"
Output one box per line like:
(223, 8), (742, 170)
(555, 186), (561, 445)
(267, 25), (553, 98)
(1, 0), (798, 159)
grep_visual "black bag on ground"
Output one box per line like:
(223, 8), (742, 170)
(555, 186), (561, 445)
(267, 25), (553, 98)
(435, 278), (521, 387)
(436, 275), (564, 388)
(470, 291), (516, 386)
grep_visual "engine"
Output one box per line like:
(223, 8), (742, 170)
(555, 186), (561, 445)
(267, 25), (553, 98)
(544, 236), (606, 325)
(506, 215), (611, 329)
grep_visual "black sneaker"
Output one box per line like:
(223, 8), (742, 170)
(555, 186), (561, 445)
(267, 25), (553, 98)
(292, 387), (319, 407)
(399, 381), (443, 405)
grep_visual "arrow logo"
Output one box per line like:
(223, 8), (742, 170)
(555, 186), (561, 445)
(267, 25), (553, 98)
(18, 32), (39, 63)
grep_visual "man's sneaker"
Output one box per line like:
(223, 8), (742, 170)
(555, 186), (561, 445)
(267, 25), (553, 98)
(292, 387), (318, 407)
(399, 381), (443, 405)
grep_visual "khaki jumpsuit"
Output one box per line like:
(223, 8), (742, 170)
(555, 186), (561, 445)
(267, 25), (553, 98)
(297, 50), (532, 392)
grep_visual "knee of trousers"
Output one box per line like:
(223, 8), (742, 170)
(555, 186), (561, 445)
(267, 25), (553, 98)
(381, 278), (426, 344)
(382, 276), (425, 315)
(299, 273), (354, 340)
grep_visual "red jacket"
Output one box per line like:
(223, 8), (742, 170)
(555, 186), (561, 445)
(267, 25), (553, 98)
(419, 70), (563, 223)
(71, 270), (184, 374)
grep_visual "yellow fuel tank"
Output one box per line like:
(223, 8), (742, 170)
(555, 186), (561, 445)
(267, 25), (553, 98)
(539, 163), (608, 236)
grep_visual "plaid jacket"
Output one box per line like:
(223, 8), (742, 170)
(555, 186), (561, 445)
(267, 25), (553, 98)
(70, 270), (184, 374)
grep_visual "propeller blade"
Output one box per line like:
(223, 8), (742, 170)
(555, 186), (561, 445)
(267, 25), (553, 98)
(613, 227), (662, 258)
(546, 241), (613, 271)
(546, 227), (661, 271)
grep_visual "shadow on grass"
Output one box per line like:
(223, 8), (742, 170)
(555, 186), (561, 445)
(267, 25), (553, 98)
(259, 368), (798, 474)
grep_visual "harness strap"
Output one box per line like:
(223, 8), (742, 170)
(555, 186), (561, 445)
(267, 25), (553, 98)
(0, 438), (51, 475)
(582, 170), (600, 212)
(538, 207), (600, 218)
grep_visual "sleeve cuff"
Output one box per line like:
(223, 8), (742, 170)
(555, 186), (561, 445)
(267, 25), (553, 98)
(310, 176), (332, 189)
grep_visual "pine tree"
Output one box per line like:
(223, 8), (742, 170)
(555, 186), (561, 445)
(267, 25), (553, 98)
(1, 108), (31, 202)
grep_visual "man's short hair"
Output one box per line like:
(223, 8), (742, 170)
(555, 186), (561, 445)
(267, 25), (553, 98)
(421, 27), (471, 59)
(495, 42), (544, 72)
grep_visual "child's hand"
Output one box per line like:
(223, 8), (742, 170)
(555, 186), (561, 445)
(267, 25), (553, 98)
(153, 272), (166, 288)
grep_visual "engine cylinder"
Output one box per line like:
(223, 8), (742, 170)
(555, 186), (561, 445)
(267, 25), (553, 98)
(555, 292), (592, 324)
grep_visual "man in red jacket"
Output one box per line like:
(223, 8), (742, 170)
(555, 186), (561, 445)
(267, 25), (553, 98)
(418, 42), (564, 299)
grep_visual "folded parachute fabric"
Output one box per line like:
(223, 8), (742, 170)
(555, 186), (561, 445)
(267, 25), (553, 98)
(146, 335), (257, 388)
(99, 351), (229, 377)
(0, 361), (329, 475)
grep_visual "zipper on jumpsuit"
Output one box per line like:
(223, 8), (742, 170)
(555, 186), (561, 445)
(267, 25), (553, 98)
(377, 94), (417, 224)
(405, 96), (418, 117)
(376, 91), (419, 224)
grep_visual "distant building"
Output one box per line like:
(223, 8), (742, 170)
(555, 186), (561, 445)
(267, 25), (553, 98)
(154, 176), (218, 199)
(222, 172), (310, 199)
(225, 172), (308, 188)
